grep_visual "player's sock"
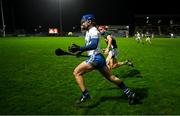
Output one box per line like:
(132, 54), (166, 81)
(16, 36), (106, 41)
(76, 89), (90, 104)
(124, 88), (132, 97)
(118, 82), (131, 97)
(118, 82), (136, 105)
(82, 89), (89, 97)
(123, 60), (134, 67)
(123, 60), (129, 65)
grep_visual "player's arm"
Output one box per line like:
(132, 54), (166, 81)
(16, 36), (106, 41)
(68, 38), (98, 53)
(80, 38), (98, 52)
(104, 35), (112, 54)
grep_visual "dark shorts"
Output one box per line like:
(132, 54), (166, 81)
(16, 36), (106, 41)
(85, 53), (106, 69)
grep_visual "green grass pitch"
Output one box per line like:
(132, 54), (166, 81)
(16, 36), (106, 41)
(0, 37), (180, 115)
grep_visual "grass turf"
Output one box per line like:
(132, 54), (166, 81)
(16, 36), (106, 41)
(0, 37), (180, 115)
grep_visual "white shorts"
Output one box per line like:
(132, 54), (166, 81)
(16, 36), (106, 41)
(136, 37), (141, 41)
(146, 37), (151, 41)
(108, 48), (118, 58)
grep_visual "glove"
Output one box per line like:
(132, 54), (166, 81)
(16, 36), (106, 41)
(68, 44), (81, 53)
(75, 51), (83, 57)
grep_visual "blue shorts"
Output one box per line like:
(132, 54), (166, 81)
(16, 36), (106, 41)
(85, 53), (106, 69)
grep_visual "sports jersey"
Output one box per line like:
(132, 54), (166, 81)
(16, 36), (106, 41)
(85, 27), (101, 56)
(101, 30), (117, 49)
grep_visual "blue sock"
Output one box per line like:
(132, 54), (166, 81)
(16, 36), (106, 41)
(82, 89), (89, 97)
(118, 82), (127, 90)
(118, 82), (131, 96)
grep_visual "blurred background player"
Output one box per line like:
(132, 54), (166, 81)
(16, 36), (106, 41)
(98, 26), (133, 69)
(68, 14), (136, 105)
(145, 31), (152, 44)
(135, 31), (142, 43)
(170, 32), (174, 38)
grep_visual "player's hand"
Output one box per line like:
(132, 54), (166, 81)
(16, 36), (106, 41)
(75, 51), (82, 57)
(102, 48), (106, 53)
(68, 44), (80, 53)
(104, 48), (109, 55)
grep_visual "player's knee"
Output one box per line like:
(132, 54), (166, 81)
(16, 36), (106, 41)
(73, 69), (83, 77)
(73, 70), (79, 77)
(109, 75), (119, 82)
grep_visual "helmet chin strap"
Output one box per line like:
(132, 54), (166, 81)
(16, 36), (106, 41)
(87, 20), (94, 29)
(81, 26), (88, 31)
(88, 25), (94, 30)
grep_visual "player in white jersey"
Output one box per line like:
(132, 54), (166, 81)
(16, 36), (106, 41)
(145, 32), (152, 44)
(68, 14), (136, 105)
(135, 32), (142, 43)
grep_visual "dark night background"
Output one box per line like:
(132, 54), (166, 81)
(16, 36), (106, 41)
(0, 0), (180, 33)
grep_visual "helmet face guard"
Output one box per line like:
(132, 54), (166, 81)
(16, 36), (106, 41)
(81, 14), (95, 30)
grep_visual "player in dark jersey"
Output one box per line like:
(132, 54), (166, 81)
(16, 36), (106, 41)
(98, 26), (133, 69)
